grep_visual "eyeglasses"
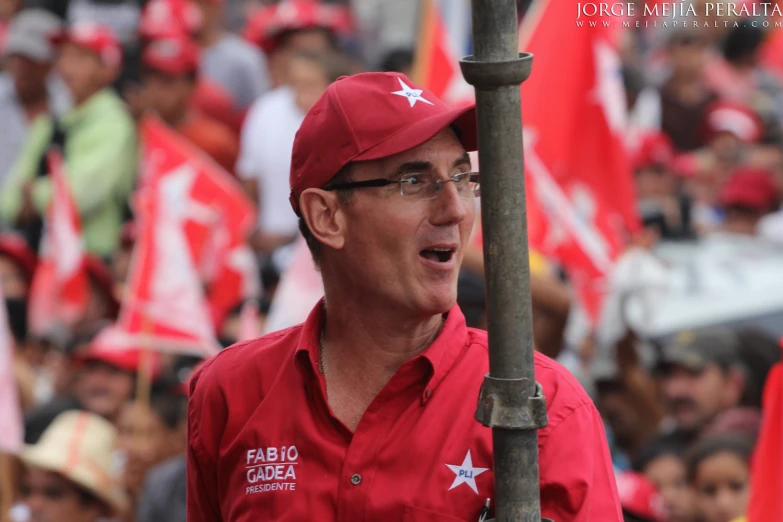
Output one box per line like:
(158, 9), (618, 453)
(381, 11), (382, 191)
(324, 171), (481, 200)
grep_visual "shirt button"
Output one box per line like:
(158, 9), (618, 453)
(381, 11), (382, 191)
(350, 474), (362, 486)
(424, 389), (432, 399)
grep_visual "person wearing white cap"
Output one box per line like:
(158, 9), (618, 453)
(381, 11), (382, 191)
(0, 9), (69, 187)
(18, 410), (128, 522)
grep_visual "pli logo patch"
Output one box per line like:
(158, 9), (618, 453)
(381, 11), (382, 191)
(245, 445), (299, 495)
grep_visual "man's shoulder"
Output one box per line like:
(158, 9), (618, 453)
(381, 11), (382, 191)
(215, 34), (264, 63)
(465, 328), (593, 423)
(193, 325), (303, 390)
(246, 86), (296, 120)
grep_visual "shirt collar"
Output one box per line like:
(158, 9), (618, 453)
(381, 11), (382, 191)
(293, 299), (469, 403)
(62, 88), (113, 126)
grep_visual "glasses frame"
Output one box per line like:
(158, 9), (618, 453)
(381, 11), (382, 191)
(324, 171), (481, 200)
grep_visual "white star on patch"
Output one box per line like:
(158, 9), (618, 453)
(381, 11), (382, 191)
(446, 450), (488, 494)
(391, 77), (434, 107)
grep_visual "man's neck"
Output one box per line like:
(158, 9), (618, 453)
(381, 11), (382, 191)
(20, 95), (49, 122)
(319, 282), (446, 431)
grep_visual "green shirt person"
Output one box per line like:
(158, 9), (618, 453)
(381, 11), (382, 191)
(0, 22), (136, 257)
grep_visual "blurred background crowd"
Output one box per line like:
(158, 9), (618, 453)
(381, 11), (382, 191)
(0, 0), (782, 522)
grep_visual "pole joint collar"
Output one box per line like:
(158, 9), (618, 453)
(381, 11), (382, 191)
(474, 375), (548, 430)
(459, 52), (534, 89)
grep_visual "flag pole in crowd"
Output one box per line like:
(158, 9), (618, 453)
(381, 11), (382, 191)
(460, 1), (549, 520)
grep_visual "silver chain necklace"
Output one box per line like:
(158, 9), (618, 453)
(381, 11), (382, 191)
(318, 328), (326, 375)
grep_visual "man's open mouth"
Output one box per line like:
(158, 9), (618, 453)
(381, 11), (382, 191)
(419, 247), (456, 263)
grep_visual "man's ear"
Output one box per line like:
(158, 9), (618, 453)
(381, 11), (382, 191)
(300, 188), (346, 251)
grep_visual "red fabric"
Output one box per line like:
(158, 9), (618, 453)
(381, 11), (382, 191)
(53, 21), (122, 69)
(632, 132), (675, 171)
(243, 0), (353, 53)
(76, 337), (163, 380)
(0, 233), (37, 285)
(177, 112), (240, 176)
(615, 471), (667, 522)
(701, 100), (762, 144)
(138, 0), (203, 41)
(719, 167), (780, 210)
(187, 302), (622, 522)
(289, 72), (477, 214)
(520, 0), (638, 322)
(142, 35), (200, 75)
(28, 150), (90, 337)
(747, 360), (783, 522)
(191, 80), (243, 136)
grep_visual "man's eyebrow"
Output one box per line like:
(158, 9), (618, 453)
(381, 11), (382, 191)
(389, 161), (433, 179)
(453, 153), (472, 170)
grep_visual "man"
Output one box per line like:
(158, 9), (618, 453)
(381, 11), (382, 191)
(0, 9), (69, 186)
(188, 72), (621, 521)
(19, 410), (128, 522)
(194, 0), (268, 111)
(141, 35), (240, 175)
(24, 335), (161, 443)
(656, 327), (746, 438)
(0, 21), (136, 257)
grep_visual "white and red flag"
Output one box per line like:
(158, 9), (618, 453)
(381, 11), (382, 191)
(28, 150), (90, 338)
(520, 2), (638, 321)
(140, 117), (258, 331)
(0, 286), (23, 453)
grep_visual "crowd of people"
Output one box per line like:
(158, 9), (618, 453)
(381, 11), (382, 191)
(0, 0), (781, 521)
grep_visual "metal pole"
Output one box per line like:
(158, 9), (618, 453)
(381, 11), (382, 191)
(459, 1), (549, 521)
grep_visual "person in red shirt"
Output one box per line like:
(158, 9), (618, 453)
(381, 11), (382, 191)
(141, 35), (239, 176)
(187, 72), (622, 521)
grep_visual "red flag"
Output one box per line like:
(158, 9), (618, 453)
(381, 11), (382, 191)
(412, 0), (473, 107)
(0, 287), (23, 453)
(28, 150), (90, 338)
(139, 117), (258, 330)
(747, 357), (783, 522)
(520, 2), (637, 321)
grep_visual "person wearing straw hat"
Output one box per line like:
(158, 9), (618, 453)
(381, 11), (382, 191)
(18, 410), (127, 522)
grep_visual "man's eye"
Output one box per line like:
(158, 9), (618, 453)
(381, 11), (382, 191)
(404, 175), (424, 185)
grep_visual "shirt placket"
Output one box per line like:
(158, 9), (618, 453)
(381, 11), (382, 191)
(335, 365), (425, 522)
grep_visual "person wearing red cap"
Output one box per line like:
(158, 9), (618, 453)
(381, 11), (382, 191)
(633, 131), (695, 240)
(141, 36), (240, 175)
(615, 470), (669, 522)
(188, 72), (621, 521)
(243, 0), (346, 88)
(0, 21), (137, 257)
(717, 166), (781, 236)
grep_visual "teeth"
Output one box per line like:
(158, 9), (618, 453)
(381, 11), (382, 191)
(431, 248), (451, 252)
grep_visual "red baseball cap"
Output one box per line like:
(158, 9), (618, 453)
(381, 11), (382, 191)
(142, 36), (200, 76)
(244, 0), (353, 53)
(54, 21), (122, 70)
(702, 100), (762, 144)
(138, 0), (203, 40)
(76, 325), (163, 378)
(615, 471), (668, 522)
(719, 166), (780, 211)
(0, 233), (37, 285)
(632, 131), (675, 171)
(288, 72), (477, 215)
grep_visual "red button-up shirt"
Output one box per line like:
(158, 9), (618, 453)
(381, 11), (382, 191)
(187, 303), (622, 521)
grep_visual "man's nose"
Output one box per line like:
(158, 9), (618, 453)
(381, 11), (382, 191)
(429, 181), (468, 226)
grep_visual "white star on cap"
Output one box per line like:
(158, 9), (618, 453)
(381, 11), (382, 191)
(446, 450), (488, 494)
(391, 77), (434, 107)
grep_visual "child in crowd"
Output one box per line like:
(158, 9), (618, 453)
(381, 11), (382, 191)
(635, 434), (700, 522)
(687, 435), (754, 522)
